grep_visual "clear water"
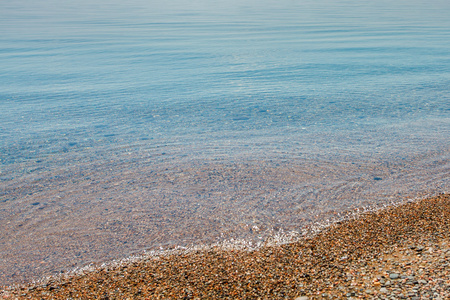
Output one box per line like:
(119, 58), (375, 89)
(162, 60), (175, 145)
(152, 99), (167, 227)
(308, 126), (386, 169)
(1, 0), (449, 285)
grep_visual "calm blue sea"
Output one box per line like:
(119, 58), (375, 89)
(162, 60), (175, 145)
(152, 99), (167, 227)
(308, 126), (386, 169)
(0, 0), (449, 284)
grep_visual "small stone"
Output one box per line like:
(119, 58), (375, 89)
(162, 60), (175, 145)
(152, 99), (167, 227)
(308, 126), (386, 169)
(295, 297), (309, 300)
(380, 287), (388, 294)
(418, 279), (428, 284)
(389, 273), (399, 280)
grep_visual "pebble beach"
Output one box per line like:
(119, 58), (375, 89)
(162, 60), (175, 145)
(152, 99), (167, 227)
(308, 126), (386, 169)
(1, 193), (449, 299)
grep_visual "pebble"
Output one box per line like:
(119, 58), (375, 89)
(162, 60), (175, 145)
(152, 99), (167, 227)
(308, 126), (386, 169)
(418, 279), (427, 284)
(389, 273), (399, 279)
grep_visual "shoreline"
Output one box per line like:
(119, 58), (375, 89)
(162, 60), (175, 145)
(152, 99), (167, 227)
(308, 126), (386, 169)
(2, 193), (449, 299)
(2, 152), (448, 287)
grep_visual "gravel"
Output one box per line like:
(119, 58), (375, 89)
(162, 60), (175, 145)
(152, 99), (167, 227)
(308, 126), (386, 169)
(1, 193), (449, 299)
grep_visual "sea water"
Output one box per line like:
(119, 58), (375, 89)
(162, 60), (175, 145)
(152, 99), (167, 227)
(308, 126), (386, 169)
(0, 0), (449, 285)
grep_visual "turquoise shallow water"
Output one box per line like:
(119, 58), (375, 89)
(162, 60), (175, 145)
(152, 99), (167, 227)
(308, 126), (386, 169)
(0, 0), (449, 285)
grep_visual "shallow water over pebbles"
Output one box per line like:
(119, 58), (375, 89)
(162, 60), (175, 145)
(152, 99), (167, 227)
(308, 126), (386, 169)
(1, 0), (450, 285)
(1, 140), (448, 285)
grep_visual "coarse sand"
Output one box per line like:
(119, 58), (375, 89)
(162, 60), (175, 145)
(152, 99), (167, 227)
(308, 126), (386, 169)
(1, 193), (449, 299)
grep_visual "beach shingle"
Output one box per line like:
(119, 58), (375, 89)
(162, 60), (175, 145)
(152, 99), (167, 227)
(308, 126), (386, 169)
(1, 194), (449, 299)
